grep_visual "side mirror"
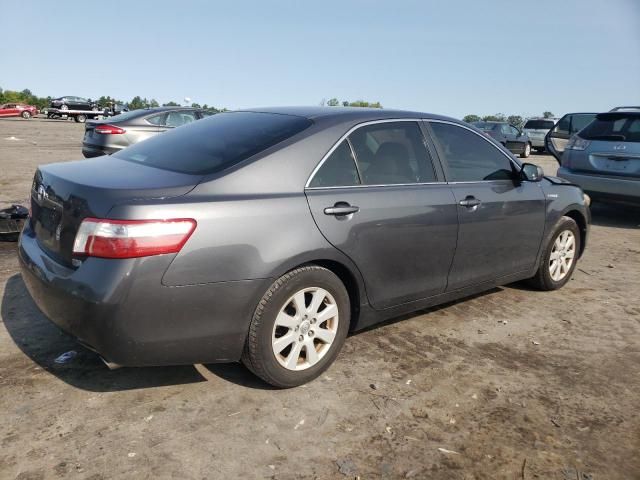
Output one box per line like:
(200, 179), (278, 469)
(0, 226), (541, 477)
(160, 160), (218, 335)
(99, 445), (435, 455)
(521, 163), (544, 182)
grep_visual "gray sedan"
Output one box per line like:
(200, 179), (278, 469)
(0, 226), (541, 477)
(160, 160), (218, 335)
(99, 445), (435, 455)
(19, 107), (590, 387)
(81, 107), (211, 158)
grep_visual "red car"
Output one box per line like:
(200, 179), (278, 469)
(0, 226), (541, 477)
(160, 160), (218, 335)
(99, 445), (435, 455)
(0, 103), (38, 119)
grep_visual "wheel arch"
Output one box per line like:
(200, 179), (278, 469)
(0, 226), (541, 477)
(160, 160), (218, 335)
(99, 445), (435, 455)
(277, 257), (365, 332)
(562, 208), (588, 257)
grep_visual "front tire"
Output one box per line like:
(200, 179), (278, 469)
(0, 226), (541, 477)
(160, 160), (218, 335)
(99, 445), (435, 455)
(21, 111), (32, 119)
(242, 266), (350, 388)
(520, 142), (531, 158)
(528, 216), (580, 290)
(60, 104), (69, 111)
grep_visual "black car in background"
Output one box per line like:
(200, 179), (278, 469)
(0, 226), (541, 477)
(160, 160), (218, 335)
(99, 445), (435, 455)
(50, 96), (98, 111)
(82, 107), (211, 158)
(472, 121), (532, 158)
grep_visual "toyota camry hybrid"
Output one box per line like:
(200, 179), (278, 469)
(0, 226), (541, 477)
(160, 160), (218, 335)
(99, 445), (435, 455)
(19, 107), (590, 387)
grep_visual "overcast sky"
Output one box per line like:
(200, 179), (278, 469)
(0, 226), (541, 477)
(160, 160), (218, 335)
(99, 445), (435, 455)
(1, 0), (639, 118)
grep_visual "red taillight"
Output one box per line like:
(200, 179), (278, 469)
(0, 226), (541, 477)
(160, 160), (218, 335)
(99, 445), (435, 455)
(94, 124), (126, 135)
(72, 218), (196, 259)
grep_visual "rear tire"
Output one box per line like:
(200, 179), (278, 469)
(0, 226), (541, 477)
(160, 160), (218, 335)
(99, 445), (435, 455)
(21, 111), (32, 119)
(528, 216), (580, 291)
(242, 266), (350, 388)
(520, 142), (531, 158)
(75, 114), (87, 123)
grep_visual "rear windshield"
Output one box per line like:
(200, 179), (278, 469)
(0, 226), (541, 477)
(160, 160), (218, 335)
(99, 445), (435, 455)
(524, 120), (555, 129)
(113, 112), (312, 174)
(472, 122), (497, 131)
(579, 113), (640, 142)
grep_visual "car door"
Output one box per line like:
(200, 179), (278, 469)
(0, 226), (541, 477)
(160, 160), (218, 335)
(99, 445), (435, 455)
(305, 120), (458, 310)
(0, 104), (18, 117)
(426, 120), (546, 290)
(545, 113), (597, 163)
(500, 124), (519, 153)
(510, 125), (527, 153)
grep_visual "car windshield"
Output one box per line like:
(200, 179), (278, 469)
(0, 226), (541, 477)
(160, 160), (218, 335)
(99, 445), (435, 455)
(579, 113), (640, 142)
(113, 111), (313, 174)
(524, 120), (555, 129)
(472, 122), (497, 131)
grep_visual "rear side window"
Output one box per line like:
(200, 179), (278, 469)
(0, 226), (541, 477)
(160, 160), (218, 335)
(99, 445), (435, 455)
(309, 141), (360, 187)
(348, 122), (436, 185)
(579, 114), (640, 142)
(429, 122), (513, 182)
(524, 120), (555, 129)
(165, 111), (197, 127)
(146, 113), (166, 125)
(113, 112), (312, 174)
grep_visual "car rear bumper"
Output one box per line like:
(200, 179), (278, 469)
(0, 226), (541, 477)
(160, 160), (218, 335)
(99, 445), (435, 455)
(557, 167), (640, 203)
(18, 221), (268, 366)
(82, 144), (120, 158)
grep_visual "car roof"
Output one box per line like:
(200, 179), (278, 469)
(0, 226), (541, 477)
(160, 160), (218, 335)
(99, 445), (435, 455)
(609, 107), (640, 113)
(136, 106), (200, 112)
(237, 106), (457, 123)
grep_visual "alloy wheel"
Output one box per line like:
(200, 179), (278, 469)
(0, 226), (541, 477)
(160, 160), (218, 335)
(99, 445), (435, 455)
(271, 287), (339, 371)
(549, 230), (576, 281)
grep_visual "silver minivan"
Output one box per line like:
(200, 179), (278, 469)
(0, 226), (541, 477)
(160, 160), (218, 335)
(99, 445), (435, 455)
(522, 118), (558, 152)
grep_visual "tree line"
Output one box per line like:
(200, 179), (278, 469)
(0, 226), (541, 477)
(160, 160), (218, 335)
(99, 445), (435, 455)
(0, 88), (224, 112)
(322, 98), (383, 108)
(463, 111), (555, 128)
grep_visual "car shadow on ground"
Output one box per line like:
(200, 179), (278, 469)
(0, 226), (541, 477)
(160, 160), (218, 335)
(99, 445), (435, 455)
(2, 272), (512, 392)
(1, 273), (275, 392)
(589, 202), (640, 229)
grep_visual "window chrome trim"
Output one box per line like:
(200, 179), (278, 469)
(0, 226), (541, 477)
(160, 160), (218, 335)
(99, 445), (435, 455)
(305, 117), (523, 189)
(426, 118), (523, 173)
(304, 118), (431, 189)
(306, 181), (446, 190)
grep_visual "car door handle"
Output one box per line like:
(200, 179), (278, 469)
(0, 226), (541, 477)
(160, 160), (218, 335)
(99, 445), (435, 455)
(458, 196), (481, 208)
(324, 203), (360, 216)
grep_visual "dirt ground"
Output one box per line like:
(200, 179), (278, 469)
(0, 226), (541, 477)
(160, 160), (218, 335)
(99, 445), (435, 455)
(1, 117), (639, 480)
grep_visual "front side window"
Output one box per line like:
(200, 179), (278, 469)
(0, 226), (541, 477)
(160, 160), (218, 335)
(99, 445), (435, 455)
(309, 141), (360, 187)
(429, 122), (514, 182)
(348, 122), (436, 185)
(114, 111), (312, 175)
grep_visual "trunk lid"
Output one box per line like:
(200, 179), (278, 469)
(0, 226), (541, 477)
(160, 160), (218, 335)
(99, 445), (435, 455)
(30, 157), (202, 267)
(568, 140), (640, 178)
